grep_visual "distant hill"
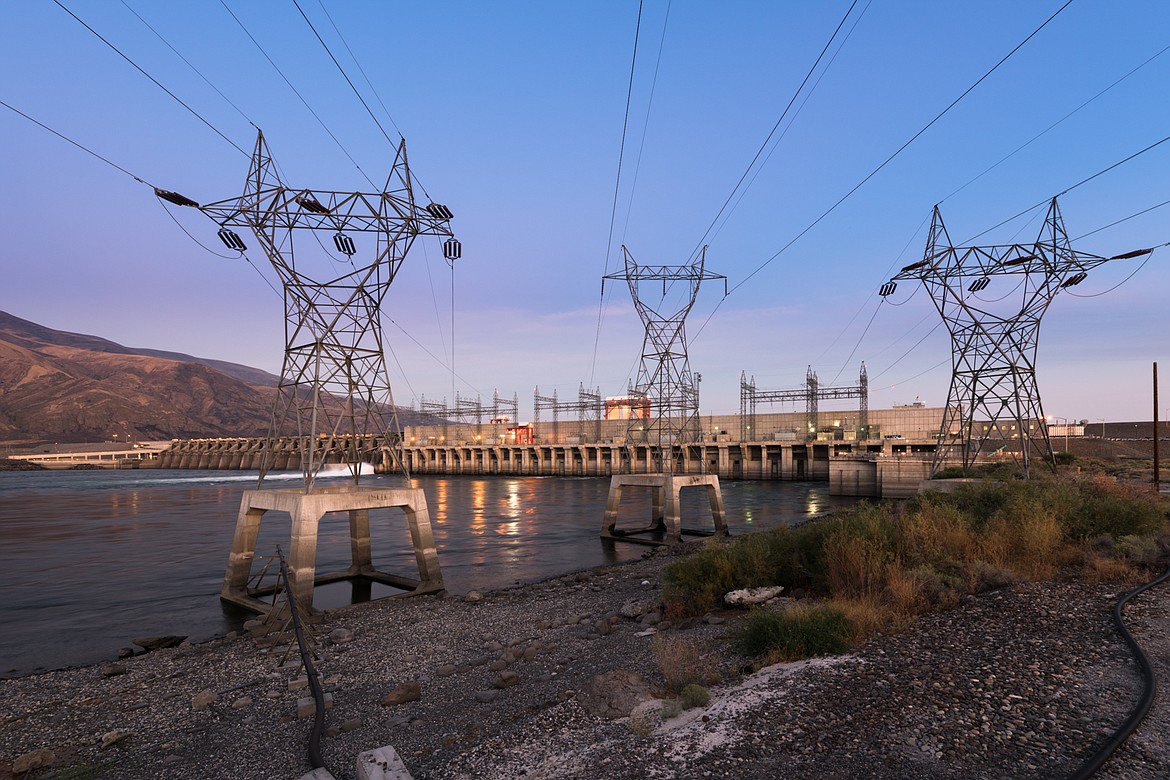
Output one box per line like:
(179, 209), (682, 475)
(0, 311), (279, 443)
(0, 311), (429, 444)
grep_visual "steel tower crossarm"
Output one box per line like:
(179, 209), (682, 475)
(604, 246), (725, 472)
(884, 197), (1148, 478)
(193, 131), (458, 491)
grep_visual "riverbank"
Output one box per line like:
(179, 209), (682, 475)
(2, 542), (1168, 780)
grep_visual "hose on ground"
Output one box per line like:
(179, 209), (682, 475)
(277, 547), (329, 773)
(1065, 560), (1170, 780)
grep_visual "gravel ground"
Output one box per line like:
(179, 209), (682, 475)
(1, 543), (1167, 780)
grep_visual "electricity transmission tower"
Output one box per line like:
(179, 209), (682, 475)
(883, 197), (1149, 477)
(604, 246), (725, 472)
(191, 130), (460, 491)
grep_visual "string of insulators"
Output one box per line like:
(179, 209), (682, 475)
(155, 188), (199, 207)
(879, 281), (897, 297)
(218, 228), (247, 251)
(443, 237), (462, 261)
(295, 194), (330, 214)
(333, 233), (356, 256)
(426, 203), (454, 220)
(1110, 248), (1153, 260)
(1002, 254), (1035, 266)
(1061, 271), (1088, 287)
(968, 277), (991, 293)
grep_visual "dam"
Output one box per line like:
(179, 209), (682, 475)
(144, 404), (945, 498)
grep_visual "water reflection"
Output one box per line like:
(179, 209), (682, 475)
(0, 470), (860, 676)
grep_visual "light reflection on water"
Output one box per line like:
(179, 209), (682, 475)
(0, 470), (859, 677)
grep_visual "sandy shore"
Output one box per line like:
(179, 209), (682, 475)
(2, 543), (1168, 780)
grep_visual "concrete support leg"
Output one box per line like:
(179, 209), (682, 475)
(223, 503), (265, 599)
(602, 479), (624, 537)
(652, 486), (666, 530)
(402, 500), (442, 588)
(349, 509), (373, 576)
(288, 502), (324, 610)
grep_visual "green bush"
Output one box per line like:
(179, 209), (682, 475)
(679, 683), (710, 709)
(733, 605), (852, 661)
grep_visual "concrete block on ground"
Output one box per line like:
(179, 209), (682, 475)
(299, 768), (336, 780)
(356, 745), (414, 780)
(297, 693), (334, 719)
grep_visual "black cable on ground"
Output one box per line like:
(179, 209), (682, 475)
(277, 548), (328, 773)
(1065, 560), (1170, 780)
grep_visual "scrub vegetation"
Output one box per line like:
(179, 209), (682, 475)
(662, 473), (1170, 666)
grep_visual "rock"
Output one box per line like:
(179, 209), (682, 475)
(706, 614), (726, 625)
(380, 681), (422, 707)
(724, 586), (784, 606)
(465, 590), (483, 602)
(232, 697), (252, 710)
(436, 664), (457, 677)
(328, 628), (354, 645)
(11, 748), (55, 775)
(341, 717), (363, 733)
(475, 690), (500, 703)
(493, 670), (521, 689)
(100, 663), (127, 677)
(133, 635), (187, 652)
(117, 647), (135, 659)
(192, 689), (217, 710)
(356, 745), (412, 780)
(325, 725), (342, 738)
(522, 645), (540, 661)
(297, 693), (333, 719)
(579, 670), (653, 719)
(487, 659), (508, 672)
(639, 611), (662, 627)
(620, 599), (650, 618)
(100, 729), (132, 749)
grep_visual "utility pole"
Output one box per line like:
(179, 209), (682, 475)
(1155, 362), (1160, 486)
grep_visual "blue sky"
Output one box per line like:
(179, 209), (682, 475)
(2, 1), (1167, 424)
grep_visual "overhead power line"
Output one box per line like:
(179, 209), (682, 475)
(51, 0), (248, 157)
(291, 0), (403, 150)
(686, 0), (862, 264)
(690, 0), (1075, 347)
(0, 99), (151, 186)
(218, 0), (378, 189)
(589, 0), (645, 389)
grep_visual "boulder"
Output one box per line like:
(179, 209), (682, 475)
(132, 635), (187, 652)
(724, 586), (784, 606)
(11, 748), (54, 775)
(192, 689), (217, 710)
(100, 730), (132, 749)
(579, 670), (653, 719)
(328, 627), (354, 645)
(493, 670), (520, 689)
(380, 681), (422, 707)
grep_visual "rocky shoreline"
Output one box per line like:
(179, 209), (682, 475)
(2, 544), (1168, 780)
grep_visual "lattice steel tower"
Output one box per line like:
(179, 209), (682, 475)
(883, 197), (1146, 477)
(196, 131), (460, 490)
(604, 246), (724, 472)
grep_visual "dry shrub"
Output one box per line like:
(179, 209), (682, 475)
(824, 530), (888, 598)
(1082, 554), (1142, 584)
(829, 595), (901, 642)
(897, 501), (979, 570)
(983, 498), (1062, 579)
(882, 561), (926, 617)
(653, 635), (721, 694)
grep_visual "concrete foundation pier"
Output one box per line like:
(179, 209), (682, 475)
(601, 473), (728, 545)
(221, 486), (443, 614)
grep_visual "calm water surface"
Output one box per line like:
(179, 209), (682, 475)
(0, 469), (858, 677)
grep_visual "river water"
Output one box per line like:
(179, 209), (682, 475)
(0, 469), (858, 677)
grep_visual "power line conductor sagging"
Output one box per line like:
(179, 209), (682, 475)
(189, 130), (459, 491)
(884, 197), (1153, 478)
